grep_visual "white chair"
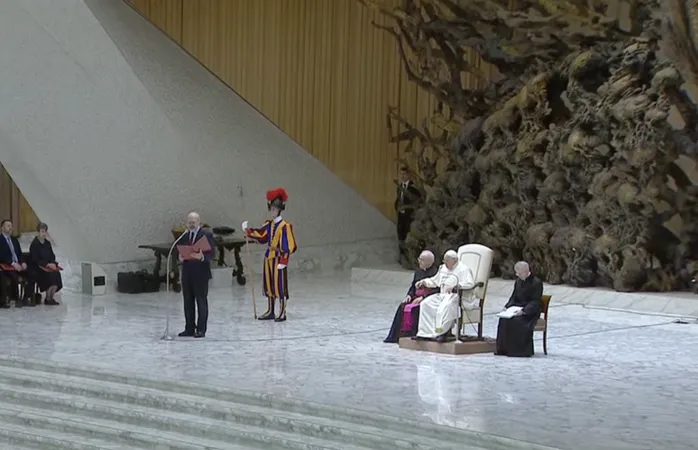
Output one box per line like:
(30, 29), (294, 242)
(456, 244), (494, 341)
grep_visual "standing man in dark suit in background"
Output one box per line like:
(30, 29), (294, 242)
(395, 166), (422, 263)
(178, 212), (215, 338)
(0, 219), (33, 308)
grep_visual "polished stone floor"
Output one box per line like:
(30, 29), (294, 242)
(0, 272), (697, 450)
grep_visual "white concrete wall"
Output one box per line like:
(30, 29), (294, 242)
(0, 0), (395, 264)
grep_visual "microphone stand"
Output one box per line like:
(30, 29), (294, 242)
(161, 230), (188, 340)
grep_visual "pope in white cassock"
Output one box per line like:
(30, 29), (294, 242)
(414, 250), (475, 340)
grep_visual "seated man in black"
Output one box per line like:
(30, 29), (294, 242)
(495, 261), (543, 357)
(384, 250), (439, 343)
(0, 219), (32, 308)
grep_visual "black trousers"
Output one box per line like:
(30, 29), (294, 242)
(397, 211), (414, 257)
(182, 274), (209, 333)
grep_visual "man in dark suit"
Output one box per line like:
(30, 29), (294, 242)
(395, 167), (422, 262)
(178, 212), (215, 338)
(0, 219), (33, 308)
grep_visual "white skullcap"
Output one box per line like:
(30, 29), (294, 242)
(444, 250), (458, 259)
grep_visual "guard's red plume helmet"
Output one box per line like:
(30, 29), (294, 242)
(266, 188), (289, 202)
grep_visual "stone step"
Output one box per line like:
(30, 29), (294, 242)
(0, 387), (387, 450)
(0, 446), (37, 450)
(0, 404), (264, 450)
(0, 368), (453, 450)
(1, 445), (41, 450)
(0, 421), (145, 450)
(0, 357), (561, 450)
(0, 386), (372, 450)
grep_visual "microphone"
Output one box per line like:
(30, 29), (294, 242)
(161, 230), (190, 341)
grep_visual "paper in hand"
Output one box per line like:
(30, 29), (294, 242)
(497, 306), (523, 319)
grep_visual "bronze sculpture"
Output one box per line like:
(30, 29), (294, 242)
(364, 0), (698, 291)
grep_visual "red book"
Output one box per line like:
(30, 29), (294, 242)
(0, 263), (15, 271)
(40, 264), (63, 272)
(177, 238), (212, 261)
(192, 237), (212, 253)
(176, 245), (194, 260)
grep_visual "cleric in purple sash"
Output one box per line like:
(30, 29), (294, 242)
(383, 250), (439, 343)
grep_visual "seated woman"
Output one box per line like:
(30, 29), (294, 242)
(383, 250), (439, 343)
(29, 222), (62, 305)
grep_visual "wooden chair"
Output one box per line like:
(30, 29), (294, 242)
(20, 251), (42, 304)
(0, 269), (29, 306)
(455, 244), (494, 340)
(534, 294), (551, 355)
(19, 277), (42, 305)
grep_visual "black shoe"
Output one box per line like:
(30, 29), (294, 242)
(0, 303), (9, 309)
(194, 331), (205, 338)
(274, 316), (286, 322)
(259, 298), (276, 320)
(45, 299), (59, 306)
(178, 330), (195, 337)
(15, 301), (23, 308)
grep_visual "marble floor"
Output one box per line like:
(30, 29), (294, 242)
(0, 272), (697, 450)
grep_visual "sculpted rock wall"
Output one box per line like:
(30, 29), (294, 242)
(366, 0), (698, 291)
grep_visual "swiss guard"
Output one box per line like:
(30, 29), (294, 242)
(242, 188), (297, 322)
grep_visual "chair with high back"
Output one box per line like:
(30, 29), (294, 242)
(455, 244), (494, 341)
(534, 294), (551, 355)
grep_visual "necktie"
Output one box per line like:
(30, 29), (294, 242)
(190, 231), (195, 245)
(6, 236), (17, 263)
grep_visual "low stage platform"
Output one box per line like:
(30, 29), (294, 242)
(398, 337), (497, 355)
(0, 270), (696, 449)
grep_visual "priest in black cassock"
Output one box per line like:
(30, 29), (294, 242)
(383, 250), (439, 343)
(495, 261), (543, 357)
